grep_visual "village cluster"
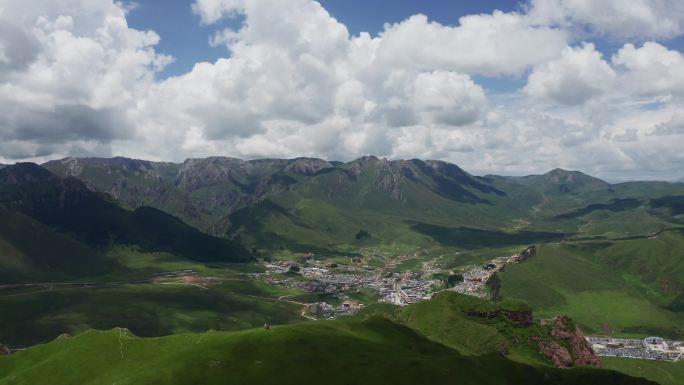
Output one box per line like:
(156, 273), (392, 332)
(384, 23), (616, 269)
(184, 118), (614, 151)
(587, 336), (684, 362)
(259, 248), (532, 318)
(261, 256), (440, 315)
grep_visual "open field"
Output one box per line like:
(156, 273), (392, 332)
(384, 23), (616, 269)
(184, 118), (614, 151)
(602, 357), (684, 385)
(0, 281), (304, 348)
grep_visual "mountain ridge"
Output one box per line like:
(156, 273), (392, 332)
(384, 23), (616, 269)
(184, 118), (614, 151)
(37, 156), (684, 253)
(0, 163), (252, 273)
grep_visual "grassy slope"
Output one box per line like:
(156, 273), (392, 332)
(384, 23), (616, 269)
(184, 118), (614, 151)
(0, 165), (251, 265)
(0, 209), (116, 283)
(0, 280), (303, 348)
(395, 292), (542, 359)
(0, 318), (656, 385)
(229, 162), (566, 255)
(499, 232), (684, 339)
(602, 358), (684, 385)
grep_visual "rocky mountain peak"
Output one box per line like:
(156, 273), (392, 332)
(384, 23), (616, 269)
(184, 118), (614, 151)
(542, 168), (609, 192)
(284, 157), (333, 175)
(176, 157), (248, 190)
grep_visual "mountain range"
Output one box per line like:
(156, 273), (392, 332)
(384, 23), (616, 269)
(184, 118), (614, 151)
(39, 156), (684, 252)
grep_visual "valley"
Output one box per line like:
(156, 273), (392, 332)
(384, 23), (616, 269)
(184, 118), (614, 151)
(1, 157), (683, 385)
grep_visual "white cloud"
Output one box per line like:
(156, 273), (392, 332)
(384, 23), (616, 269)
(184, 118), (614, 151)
(613, 42), (684, 98)
(527, 0), (684, 40)
(1, 0), (684, 180)
(191, 0), (245, 25)
(374, 12), (567, 77)
(0, 0), (172, 159)
(524, 43), (615, 105)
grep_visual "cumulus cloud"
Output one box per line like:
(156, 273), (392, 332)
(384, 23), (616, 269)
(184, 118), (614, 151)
(524, 43), (615, 105)
(131, 0), (501, 161)
(527, 0), (684, 40)
(1, 0), (684, 180)
(612, 42), (684, 98)
(374, 12), (567, 77)
(0, 0), (172, 159)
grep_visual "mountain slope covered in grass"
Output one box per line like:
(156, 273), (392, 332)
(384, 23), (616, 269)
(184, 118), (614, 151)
(41, 156), (684, 254)
(0, 208), (114, 282)
(498, 230), (684, 339)
(0, 163), (251, 274)
(0, 316), (655, 385)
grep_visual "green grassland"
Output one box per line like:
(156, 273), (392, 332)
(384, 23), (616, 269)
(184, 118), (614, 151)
(602, 358), (684, 385)
(0, 316), (656, 385)
(499, 231), (684, 339)
(0, 280), (304, 348)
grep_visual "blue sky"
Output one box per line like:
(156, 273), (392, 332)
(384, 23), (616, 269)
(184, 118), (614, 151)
(128, 0), (521, 79)
(127, 0), (684, 96)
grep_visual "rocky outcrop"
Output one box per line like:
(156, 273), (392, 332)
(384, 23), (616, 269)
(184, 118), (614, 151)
(519, 245), (536, 260)
(503, 310), (533, 327)
(465, 309), (533, 327)
(0, 343), (10, 355)
(175, 157), (246, 191)
(284, 158), (332, 175)
(537, 316), (601, 368)
(538, 340), (574, 368)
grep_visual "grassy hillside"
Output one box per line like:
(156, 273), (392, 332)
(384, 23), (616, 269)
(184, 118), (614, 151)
(498, 231), (684, 339)
(602, 358), (684, 385)
(0, 209), (116, 282)
(39, 156), (684, 252)
(395, 292), (534, 356)
(0, 280), (303, 348)
(0, 317), (655, 385)
(0, 163), (250, 266)
(228, 158), (570, 254)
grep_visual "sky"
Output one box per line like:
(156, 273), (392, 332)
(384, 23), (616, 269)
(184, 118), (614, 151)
(1, 1), (684, 181)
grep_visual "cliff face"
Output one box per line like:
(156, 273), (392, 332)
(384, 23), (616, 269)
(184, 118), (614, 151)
(503, 309), (533, 327)
(537, 316), (601, 368)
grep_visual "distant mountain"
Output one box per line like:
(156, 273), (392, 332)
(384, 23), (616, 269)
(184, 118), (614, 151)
(506, 168), (611, 195)
(40, 156), (684, 252)
(43, 156), (334, 233)
(0, 163), (251, 269)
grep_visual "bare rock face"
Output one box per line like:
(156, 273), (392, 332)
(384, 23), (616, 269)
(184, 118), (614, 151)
(540, 316), (602, 368)
(284, 158), (332, 175)
(539, 341), (574, 368)
(503, 310), (533, 327)
(176, 157), (246, 192)
(466, 308), (533, 327)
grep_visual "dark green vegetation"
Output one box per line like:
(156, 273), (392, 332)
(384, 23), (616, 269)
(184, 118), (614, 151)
(0, 281), (302, 348)
(395, 292), (538, 357)
(0, 163), (249, 282)
(0, 296), (656, 385)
